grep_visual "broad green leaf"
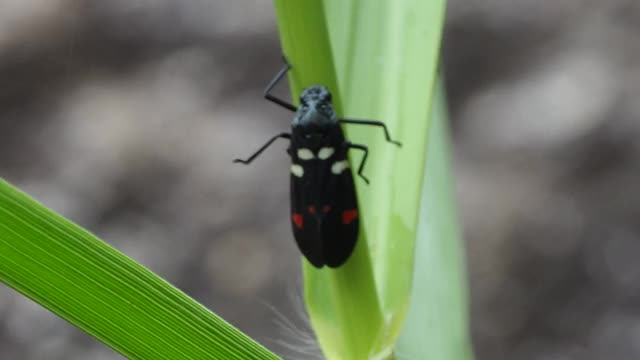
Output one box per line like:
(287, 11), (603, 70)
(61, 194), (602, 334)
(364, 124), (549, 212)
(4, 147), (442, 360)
(0, 179), (279, 360)
(273, 1), (447, 359)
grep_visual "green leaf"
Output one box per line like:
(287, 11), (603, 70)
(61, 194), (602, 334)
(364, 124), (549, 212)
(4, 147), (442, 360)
(273, 1), (448, 359)
(325, 0), (447, 346)
(395, 77), (474, 360)
(0, 179), (279, 360)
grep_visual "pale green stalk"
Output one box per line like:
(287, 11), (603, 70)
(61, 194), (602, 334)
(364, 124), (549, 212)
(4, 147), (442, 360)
(272, 1), (466, 359)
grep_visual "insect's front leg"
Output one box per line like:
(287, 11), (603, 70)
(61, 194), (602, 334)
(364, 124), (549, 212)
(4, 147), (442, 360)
(263, 56), (297, 112)
(346, 142), (370, 184)
(233, 132), (291, 164)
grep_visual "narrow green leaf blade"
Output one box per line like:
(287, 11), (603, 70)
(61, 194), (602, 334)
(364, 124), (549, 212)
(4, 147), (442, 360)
(325, 0), (448, 346)
(0, 179), (279, 360)
(395, 77), (474, 360)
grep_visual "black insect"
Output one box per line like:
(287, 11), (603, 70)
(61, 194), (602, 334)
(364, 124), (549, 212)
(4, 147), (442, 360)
(234, 58), (401, 268)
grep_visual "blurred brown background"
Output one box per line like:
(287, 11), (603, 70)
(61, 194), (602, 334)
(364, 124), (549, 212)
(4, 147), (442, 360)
(1, 1), (640, 359)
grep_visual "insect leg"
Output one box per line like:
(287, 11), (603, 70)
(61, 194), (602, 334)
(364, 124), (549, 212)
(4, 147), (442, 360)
(339, 118), (402, 147)
(233, 132), (291, 164)
(264, 57), (297, 112)
(347, 143), (370, 184)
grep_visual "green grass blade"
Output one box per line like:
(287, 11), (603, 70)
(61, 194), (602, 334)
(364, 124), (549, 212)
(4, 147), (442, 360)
(273, 1), (447, 359)
(395, 76), (474, 360)
(0, 179), (279, 360)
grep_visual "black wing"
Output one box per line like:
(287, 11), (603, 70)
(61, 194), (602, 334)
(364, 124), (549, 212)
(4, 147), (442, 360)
(289, 145), (359, 268)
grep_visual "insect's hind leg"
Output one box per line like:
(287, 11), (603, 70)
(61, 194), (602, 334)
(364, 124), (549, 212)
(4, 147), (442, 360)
(264, 56), (297, 112)
(347, 143), (370, 184)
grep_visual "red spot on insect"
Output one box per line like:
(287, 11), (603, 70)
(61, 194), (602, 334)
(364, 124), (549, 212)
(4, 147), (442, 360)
(308, 206), (316, 214)
(342, 209), (358, 224)
(292, 213), (303, 229)
(323, 205), (331, 213)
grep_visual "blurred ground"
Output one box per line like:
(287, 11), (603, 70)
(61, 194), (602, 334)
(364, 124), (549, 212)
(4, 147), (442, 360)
(1, 1), (640, 359)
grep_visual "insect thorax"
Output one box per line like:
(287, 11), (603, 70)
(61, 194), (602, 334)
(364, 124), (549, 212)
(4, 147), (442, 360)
(293, 85), (337, 127)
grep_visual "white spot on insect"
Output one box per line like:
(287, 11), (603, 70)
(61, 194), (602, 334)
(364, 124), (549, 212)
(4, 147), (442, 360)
(297, 148), (314, 160)
(291, 164), (304, 177)
(331, 160), (349, 175)
(318, 147), (335, 160)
